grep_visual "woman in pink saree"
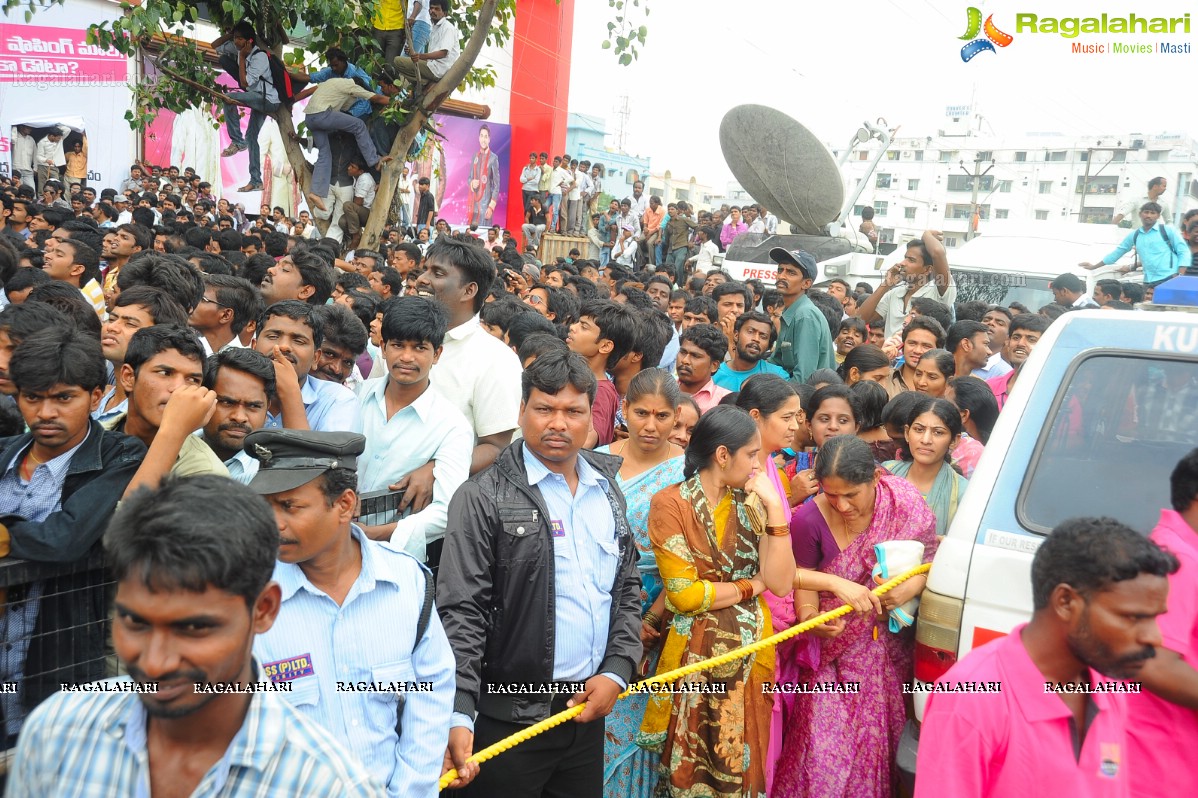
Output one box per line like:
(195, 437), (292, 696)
(773, 435), (938, 797)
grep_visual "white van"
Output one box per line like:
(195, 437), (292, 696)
(896, 280), (1198, 787)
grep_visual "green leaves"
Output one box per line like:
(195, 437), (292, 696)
(603, 0), (649, 66)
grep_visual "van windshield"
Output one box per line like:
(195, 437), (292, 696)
(1019, 354), (1198, 534)
(951, 270), (1053, 311)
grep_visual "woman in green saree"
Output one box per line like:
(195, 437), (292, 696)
(883, 396), (969, 537)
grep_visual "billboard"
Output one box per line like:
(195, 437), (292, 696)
(0, 10), (133, 189)
(412, 115), (511, 229)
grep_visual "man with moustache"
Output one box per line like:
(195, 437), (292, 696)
(6, 475), (385, 796)
(915, 517), (1178, 796)
(768, 248), (835, 383)
(201, 348), (276, 484)
(0, 330), (145, 733)
(713, 311), (788, 391)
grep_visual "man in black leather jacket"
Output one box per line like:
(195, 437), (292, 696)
(437, 349), (642, 797)
(0, 330), (145, 732)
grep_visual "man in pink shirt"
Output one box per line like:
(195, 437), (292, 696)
(676, 324), (730, 414)
(720, 206), (748, 249)
(915, 517), (1178, 798)
(1128, 448), (1198, 796)
(986, 312), (1048, 411)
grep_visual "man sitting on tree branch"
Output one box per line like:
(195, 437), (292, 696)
(211, 21), (279, 193)
(390, 0), (459, 99)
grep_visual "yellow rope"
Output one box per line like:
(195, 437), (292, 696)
(438, 562), (932, 790)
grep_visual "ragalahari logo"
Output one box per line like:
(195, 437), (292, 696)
(959, 7), (1014, 61)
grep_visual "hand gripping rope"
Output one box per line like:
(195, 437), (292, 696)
(438, 562), (933, 790)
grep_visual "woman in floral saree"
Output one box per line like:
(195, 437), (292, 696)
(773, 435), (938, 797)
(638, 406), (796, 798)
(598, 369), (686, 798)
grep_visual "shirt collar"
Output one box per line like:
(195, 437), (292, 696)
(445, 314), (480, 342)
(5, 427), (91, 477)
(300, 374), (319, 404)
(521, 441), (605, 490)
(1153, 509), (1198, 557)
(363, 375), (435, 422)
(999, 623), (1117, 721)
(780, 293), (811, 321)
(692, 379), (720, 399)
(275, 524), (393, 602)
(117, 665), (284, 771)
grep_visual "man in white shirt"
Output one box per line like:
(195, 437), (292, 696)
(413, 236), (521, 475)
(357, 296), (472, 564)
(629, 180), (649, 220)
(520, 152), (542, 214)
(565, 160), (584, 236)
(339, 159), (377, 252)
(1049, 272), (1099, 310)
(396, 165), (413, 228)
(685, 227), (720, 275)
(390, 0), (460, 89)
(11, 125), (36, 190)
(34, 128), (65, 192)
(1112, 176), (1171, 227)
(855, 229), (957, 339)
(551, 158), (574, 234)
(762, 206), (778, 235)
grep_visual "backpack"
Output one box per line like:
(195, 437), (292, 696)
(251, 45), (304, 105)
(1131, 224), (1178, 272)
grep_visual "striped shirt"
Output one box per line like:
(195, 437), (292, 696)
(80, 279), (106, 320)
(7, 675), (386, 797)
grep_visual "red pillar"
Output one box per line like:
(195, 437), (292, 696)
(505, 0), (574, 245)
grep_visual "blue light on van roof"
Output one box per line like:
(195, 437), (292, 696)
(1150, 275), (1198, 307)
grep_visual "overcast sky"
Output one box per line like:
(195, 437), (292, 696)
(568, 0), (1198, 189)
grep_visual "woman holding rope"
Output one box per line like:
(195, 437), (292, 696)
(596, 369), (686, 798)
(773, 435), (938, 797)
(637, 406), (795, 797)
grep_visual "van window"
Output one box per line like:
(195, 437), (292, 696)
(1019, 354), (1198, 534)
(951, 269), (1053, 310)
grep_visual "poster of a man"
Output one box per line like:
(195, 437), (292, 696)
(467, 123), (501, 226)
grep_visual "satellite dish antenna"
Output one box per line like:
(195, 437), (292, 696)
(719, 105), (845, 236)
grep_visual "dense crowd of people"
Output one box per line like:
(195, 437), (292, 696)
(3, 74), (1198, 798)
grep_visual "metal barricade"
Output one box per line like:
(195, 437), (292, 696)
(0, 549), (116, 766)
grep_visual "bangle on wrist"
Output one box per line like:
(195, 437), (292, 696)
(765, 524), (790, 538)
(642, 610), (661, 627)
(796, 570), (804, 590)
(800, 603), (819, 613)
(733, 578), (754, 603)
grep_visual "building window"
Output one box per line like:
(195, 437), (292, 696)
(908, 179), (920, 191)
(1111, 150), (1126, 162)
(1075, 176), (1119, 195)
(873, 201), (888, 216)
(998, 180), (1013, 193)
(626, 170), (640, 184)
(995, 209), (1009, 219)
(975, 151), (993, 161)
(944, 236), (959, 247)
(876, 173), (892, 189)
(1015, 151), (1027, 162)
(947, 174), (994, 192)
(879, 228), (896, 243)
(1038, 181), (1053, 194)
(886, 150), (899, 161)
(1035, 210), (1049, 220)
(852, 205), (865, 216)
(940, 150), (959, 163)
(944, 203), (990, 220)
(914, 150), (924, 161)
(858, 151), (869, 161)
(1079, 151), (1089, 162)
(1147, 150), (1169, 162)
(904, 206), (917, 220)
(1047, 151), (1067, 162)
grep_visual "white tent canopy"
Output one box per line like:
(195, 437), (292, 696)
(8, 115), (87, 133)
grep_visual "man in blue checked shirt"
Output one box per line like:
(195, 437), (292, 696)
(1082, 201), (1191, 290)
(247, 428), (455, 798)
(7, 475), (384, 797)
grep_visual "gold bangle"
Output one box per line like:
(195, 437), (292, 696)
(796, 570), (804, 590)
(800, 603), (819, 612)
(765, 524), (790, 537)
(642, 611), (660, 627)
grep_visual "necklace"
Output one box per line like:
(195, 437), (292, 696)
(26, 448), (45, 465)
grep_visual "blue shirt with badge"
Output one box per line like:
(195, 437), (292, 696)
(254, 525), (455, 798)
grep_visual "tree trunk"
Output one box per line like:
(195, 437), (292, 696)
(359, 0), (499, 251)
